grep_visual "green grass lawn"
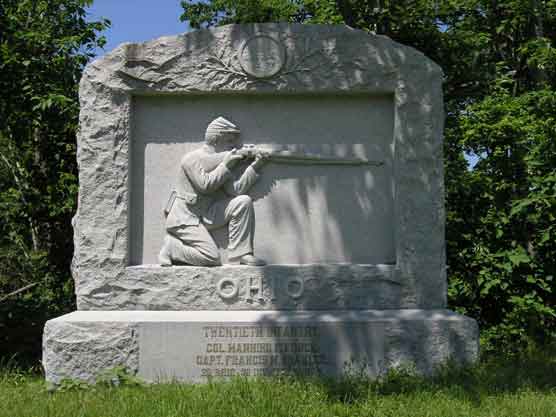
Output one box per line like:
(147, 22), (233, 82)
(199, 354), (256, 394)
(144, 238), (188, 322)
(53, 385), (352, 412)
(1, 352), (556, 417)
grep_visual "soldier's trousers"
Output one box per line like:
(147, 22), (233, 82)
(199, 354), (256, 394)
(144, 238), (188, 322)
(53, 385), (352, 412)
(163, 195), (254, 266)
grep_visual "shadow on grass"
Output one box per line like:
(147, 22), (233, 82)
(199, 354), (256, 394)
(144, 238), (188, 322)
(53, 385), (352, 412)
(305, 346), (556, 406)
(2, 346), (555, 409)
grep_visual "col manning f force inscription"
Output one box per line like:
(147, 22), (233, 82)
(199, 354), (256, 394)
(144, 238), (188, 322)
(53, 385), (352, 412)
(196, 325), (324, 378)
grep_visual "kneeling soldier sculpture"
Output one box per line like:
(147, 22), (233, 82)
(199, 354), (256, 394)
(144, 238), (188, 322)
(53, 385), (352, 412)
(159, 116), (268, 267)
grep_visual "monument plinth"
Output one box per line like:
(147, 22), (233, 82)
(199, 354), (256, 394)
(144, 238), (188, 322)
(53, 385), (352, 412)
(43, 23), (478, 384)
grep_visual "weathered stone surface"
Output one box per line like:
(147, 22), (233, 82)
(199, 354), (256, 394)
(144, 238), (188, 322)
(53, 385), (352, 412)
(43, 319), (139, 384)
(77, 264), (418, 310)
(43, 24), (480, 387)
(43, 310), (478, 384)
(74, 23), (446, 310)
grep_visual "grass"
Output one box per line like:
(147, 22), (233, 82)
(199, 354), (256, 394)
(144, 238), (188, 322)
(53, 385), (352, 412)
(1, 351), (556, 417)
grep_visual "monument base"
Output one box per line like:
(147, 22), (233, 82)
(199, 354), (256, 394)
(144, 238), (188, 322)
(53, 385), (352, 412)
(43, 310), (478, 384)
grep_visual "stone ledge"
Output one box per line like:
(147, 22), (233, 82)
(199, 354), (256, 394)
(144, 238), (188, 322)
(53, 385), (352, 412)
(44, 309), (479, 384)
(77, 264), (417, 311)
(53, 309), (465, 322)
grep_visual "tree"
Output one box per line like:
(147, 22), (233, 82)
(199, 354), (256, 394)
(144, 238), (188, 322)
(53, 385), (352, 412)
(0, 0), (109, 365)
(181, 0), (556, 351)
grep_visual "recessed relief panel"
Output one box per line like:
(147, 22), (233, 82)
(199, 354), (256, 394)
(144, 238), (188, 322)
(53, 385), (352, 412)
(130, 94), (395, 265)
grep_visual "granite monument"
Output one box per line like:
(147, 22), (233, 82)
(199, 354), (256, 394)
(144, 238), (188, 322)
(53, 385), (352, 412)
(43, 23), (479, 384)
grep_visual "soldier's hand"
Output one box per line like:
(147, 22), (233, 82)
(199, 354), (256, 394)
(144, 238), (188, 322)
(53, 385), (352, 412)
(251, 152), (270, 172)
(223, 148), (244, 169)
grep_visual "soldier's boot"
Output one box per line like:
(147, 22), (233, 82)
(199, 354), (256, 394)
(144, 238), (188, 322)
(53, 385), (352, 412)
(238, 253), (266, 266)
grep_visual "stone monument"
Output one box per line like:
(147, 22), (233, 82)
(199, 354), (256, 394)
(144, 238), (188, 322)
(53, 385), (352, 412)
(43, 23), (479, 384)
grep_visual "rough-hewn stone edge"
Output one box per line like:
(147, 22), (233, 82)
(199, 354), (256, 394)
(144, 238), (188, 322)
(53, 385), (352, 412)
(82, 24), (443, 93)
(43, 309), (478, 384)
(43, 319), (139, 385)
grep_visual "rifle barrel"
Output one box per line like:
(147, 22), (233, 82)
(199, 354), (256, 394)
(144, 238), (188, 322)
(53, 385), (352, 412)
(268, 153), (384, 167)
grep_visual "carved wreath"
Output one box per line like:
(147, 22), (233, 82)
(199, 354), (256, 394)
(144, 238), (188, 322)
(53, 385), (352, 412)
(197, 37), (325, 85)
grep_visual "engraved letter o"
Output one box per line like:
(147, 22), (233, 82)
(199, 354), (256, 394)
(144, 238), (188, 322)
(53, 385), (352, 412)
(217, 278), (239, 300)
(286, 276), (304, 299)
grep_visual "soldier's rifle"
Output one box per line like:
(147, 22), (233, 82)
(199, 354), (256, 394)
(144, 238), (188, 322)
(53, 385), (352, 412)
(237, 144), (384, 167)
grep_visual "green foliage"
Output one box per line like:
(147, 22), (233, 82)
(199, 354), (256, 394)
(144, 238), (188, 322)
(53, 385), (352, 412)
(180, 0), (301, 27)
(2, 349), (556, 417)
(96, 366), (147, 388)
(55, 366), (147, 392)
(180, 0), (344, 28)
(451, 89), (556, 350)
(181, 0), (556, 351)
(0, 0), (109, 365)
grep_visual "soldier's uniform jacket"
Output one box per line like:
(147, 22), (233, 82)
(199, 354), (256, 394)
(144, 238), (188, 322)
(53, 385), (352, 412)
(165, 146), (259, 229)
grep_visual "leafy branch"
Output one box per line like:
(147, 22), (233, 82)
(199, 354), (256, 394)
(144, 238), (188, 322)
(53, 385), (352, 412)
(203, 52), (247, 78)
(280, 47), (323, 76)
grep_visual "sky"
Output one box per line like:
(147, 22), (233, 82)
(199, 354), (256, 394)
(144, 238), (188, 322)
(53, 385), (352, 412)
(87, 0), (189, 55)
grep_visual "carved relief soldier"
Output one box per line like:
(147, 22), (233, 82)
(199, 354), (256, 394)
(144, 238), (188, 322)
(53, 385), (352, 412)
(158, 117), (267, 267)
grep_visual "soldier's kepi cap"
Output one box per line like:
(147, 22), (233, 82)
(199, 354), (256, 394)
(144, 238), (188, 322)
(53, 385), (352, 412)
(205, 116), (240, 136)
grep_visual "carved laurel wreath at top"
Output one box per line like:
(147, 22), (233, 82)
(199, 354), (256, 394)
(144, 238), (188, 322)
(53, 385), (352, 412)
(198, 39), (325, 84)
